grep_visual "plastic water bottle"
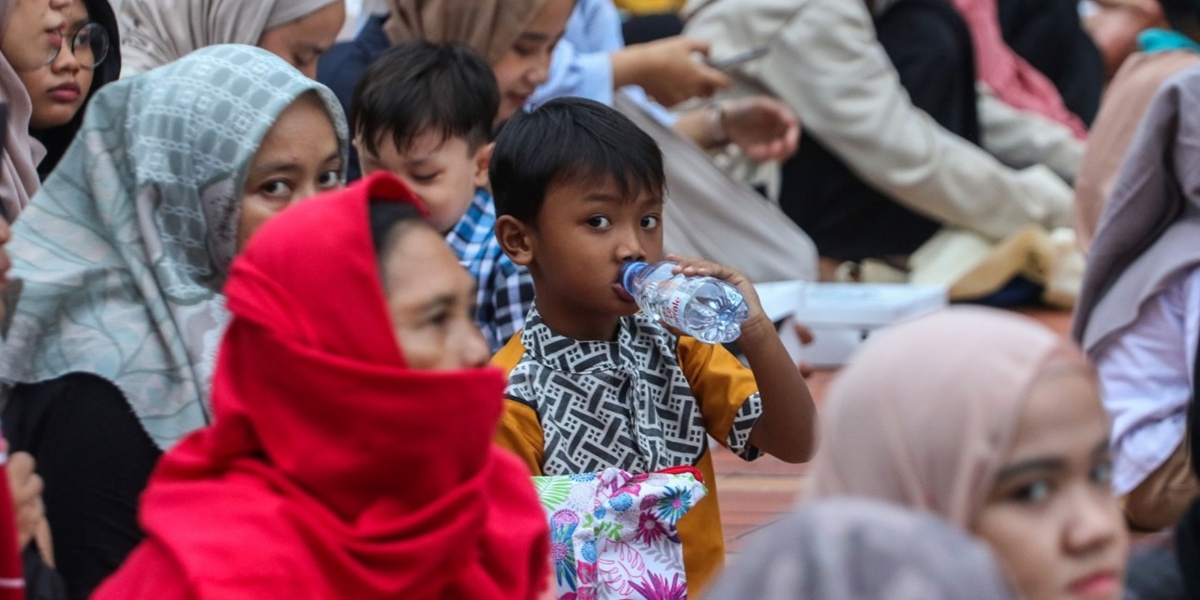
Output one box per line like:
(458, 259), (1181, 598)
(620, 261), (749, 344)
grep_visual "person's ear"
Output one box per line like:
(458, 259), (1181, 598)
(495, 214), (534, 266)
(473, 142), (494, 188)
(353, 136), (372, 174)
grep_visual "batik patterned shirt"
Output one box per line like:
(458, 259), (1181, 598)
(491, 305), (764, 592)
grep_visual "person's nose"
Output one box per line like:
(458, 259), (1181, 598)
(1063, 487), (1122, 556)
(461, 324), (490, 368)
(51, 39), (81, 73)
(49, 0), (69, 10)
(616, 226), (646, 264)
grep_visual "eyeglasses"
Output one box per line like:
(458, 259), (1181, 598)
(44, 23), (110, 69)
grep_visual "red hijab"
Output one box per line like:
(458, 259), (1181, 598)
(95, 173), (550, 599)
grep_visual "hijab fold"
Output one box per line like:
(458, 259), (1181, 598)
(383, 0), (548, 64)
(0, 45), (349, 450)
(99, 173), (550, 599)
(806, 307), (1088, 527)
(1073, 64), (1200, 354)
(118, 0), (341, 75)
(0, 0), (47, 222)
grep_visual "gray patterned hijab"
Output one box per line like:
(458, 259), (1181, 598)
(0, 44), (349, 450)
(704, 498), (1021, 600)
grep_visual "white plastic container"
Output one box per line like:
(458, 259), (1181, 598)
(755, 281), (948, 367)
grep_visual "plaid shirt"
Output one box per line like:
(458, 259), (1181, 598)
(446, 188), (536, 352)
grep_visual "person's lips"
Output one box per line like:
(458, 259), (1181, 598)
(507, 91), (531, 107)
(48, 82), (81, 103)
(613, 282), (635, 303)
(1068, 570), (1121, 599)
(45, 28), (64, 50)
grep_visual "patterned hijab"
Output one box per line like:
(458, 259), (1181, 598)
(383, 0), (548, 64)
(704, 498), (1019, 600)
(805, 306), (1091, 527)
(0, 44), (349, 450)
(119, 0), (342, 75)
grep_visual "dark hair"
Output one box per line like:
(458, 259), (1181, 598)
(1160, 0), (1200, 36)
(489, 97), (665, 225)
(350, 41), (499, 159)
(369, 200), (429, 287)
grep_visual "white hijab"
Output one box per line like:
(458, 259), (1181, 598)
(118, 0), (341, 75)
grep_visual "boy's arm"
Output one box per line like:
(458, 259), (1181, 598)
(669, 255), (817, 464)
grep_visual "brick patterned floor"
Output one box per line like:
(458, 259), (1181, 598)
(714, 308), (1073, 560)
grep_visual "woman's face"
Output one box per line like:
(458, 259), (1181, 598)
(974, 369), (1128, 600)
(490, 0), (575, 123)
(238, 94), (343, 252)
(18, 0), (95, 129)
(2, 0), (69, 73)
(256, 1), (344, 78)
(381, 224), (489, 371)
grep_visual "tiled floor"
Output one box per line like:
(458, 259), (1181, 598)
(713, 308), (1074, 559)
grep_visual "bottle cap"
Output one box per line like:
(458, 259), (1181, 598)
(620, 261), (649, 293)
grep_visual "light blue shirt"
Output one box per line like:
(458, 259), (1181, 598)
(529, 0), (678, 127)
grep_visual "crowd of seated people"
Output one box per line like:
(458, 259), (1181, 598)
(0, 0), (1196, 597)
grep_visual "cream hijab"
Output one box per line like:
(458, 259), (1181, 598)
(0, 0), (47, 222)
(383, 0), (548, 64)
(805, 306), (1091, 527)
(119, 0), (341, 75)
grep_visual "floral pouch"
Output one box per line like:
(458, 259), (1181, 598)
(532, 466), (708, 600)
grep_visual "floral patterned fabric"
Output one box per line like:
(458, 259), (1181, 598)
(533, 467), (708, 600)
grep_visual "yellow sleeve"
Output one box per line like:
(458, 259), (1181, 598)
(495, 401), (545, 476)
(676, 337), (762, 449)
(489, 332), (544, 475)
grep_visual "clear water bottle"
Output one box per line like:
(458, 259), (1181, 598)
(620, 261), (749, 344)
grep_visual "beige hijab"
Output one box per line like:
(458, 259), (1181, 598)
(805, 306), (1090, 527)
(0, 0), (46, 222)
(383, 0), (548, 64)
(119, 0), (341, 75)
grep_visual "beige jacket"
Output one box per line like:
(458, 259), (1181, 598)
(683, 0), (1077, 242)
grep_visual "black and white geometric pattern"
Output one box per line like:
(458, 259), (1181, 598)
(507, 306), (762, 476)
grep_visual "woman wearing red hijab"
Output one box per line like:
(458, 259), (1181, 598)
(91, 172), (552, 599)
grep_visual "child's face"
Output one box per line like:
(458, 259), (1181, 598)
(513, 175), (664, 340)
(357, 132), (488, 234)
(382, 224), (489, 370)
(491, 0), (575, 123)
(972, 370), (1127, 600)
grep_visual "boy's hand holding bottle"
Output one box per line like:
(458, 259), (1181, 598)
(620, 254), (772, 344)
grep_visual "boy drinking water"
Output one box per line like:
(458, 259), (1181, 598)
(351, 42), (533, 351)
(490, 98), (817, 593)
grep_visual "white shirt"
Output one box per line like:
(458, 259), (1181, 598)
(1094, 267), (1200, 495)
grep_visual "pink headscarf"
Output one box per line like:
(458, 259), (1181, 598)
(952, 0), (1088, 140)
(0, 0), (46, 222)
(805, 306), (1090, 527)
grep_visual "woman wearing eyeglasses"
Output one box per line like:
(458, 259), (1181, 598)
(19, 0), (118, 181)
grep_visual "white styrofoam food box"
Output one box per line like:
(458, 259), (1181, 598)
(755, 281), (948, 367)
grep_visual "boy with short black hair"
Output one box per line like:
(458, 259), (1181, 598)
(351, 41), (497, 234)
(489, 97), (817, 594)
(352, 41), (534, 351)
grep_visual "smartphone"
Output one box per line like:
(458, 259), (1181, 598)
(706, 46), (770, 71)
